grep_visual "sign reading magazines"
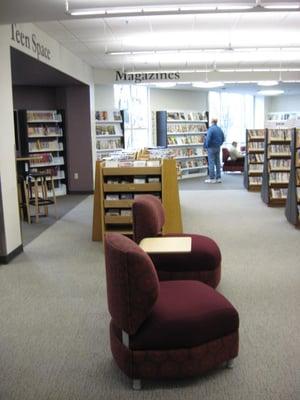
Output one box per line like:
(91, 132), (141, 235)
(116, 71), (180, 83)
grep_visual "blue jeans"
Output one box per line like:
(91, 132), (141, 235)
(207, 147), (221, 179)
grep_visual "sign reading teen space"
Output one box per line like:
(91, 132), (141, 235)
(11, 24), (51, 61)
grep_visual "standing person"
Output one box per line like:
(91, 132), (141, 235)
(204, 117), (225, 183)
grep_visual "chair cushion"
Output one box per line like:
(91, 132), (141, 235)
(128, 280), (239, 350)
(149, 233), (221, 272)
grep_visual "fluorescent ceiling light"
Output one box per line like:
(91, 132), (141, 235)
(193, 82), (225, 88)
(257, 81), (279, 86)
(264, 5), (300, 9)
(257, 90), (284, 96)
(154, 82), (177, 88)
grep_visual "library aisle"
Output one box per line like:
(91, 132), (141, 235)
(0, 189), (299, 400)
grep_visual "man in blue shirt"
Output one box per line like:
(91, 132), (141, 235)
(204, 117), (225, 183)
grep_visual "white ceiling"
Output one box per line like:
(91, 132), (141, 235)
(1, 1), (300, 92)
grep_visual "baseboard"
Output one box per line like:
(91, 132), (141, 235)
(68, 190), (94, 195)
(0, 244), (23, 265)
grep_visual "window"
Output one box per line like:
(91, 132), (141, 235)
(209, 91), (255, 147)
(114, 84), (150, 149)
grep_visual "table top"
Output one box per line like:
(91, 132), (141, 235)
(139, 236), (191, 253)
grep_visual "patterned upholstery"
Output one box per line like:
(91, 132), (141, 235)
(104, 233), (239, 383)
(132, 195), (221, 287)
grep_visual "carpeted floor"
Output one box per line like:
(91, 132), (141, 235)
(179, 172), (244, 190)
(0, 190), (299, 400)
(20, 194), (88, 246)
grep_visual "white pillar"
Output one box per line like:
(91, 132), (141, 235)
(0, 25), (22, 259)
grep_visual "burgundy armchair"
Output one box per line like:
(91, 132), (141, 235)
(132, 194), (221, 287)
(222, 148), (244, 173)
(104, 233), (239, 389)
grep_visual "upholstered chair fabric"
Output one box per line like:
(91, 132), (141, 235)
(104, 233), (160, 335)
(132, 195), (222, 287)
(132, 194), (165, 244)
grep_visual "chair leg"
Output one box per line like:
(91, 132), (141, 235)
(50, 176), (57, 219)
(132, 379), (142, 390)
(23, 179), (31, 224)
(34, 179), (39, 223)
(42, 177), (49, 217)
(226, 359), (234, 369)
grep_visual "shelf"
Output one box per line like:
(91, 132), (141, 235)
(96, 135), (123, 138)
(104, 215), (133, 224)
(104, 183), (162, 192)
(180, 172), (207, 179)
(96, 148), (123, 152)
(28, 134), (63, 138)
(95, 120), (122, 124)
(175, 155), (206, 160)
(168, 143), (203, 148)
(248, 137), (265, 141)
(104, 200), (133, 208)
(167, 120), (207, 123)
(269, 168), (290, 172)
(27, 119), (61, 123)
(180, 166), (207, 171)
(268, 154), (291, 157)
(269, 181), (289, 186)
(29, 148), (63, 153)
(30, 161), (64, 167)
(248, 149), (265, 153)
(103, 167), (161, 176)
(167, 132), (206, 135)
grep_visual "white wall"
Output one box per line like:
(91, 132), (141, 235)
(94, 85), (115, 110)
(267, 95), (300, 112)
(150, 88), (208, 111)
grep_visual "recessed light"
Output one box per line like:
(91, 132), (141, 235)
(257, 90), (284, 96)
(192, 82), (224, 88)
(257, 81), (279, 87)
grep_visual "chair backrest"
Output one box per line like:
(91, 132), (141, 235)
(132, 195), (165, 244)
(222, 148), (230, 162)
(104, 233), (160, 335)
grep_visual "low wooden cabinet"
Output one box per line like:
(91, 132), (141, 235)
(92, 159), (182, 241)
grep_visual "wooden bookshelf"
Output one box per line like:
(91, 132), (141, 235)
(244, 129), (266, 192)
(285, 129), (300, 227)
(261, 128), (292, 206)
(92, 158), (182, 241)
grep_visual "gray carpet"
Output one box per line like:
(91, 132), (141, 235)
(0, 191), (299, 399)
(179, 172), (244, 190)
(21, 194), (88, 246)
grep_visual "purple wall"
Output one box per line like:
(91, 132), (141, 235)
(13, 86), (57, 110)
(56, 86), (93, 192)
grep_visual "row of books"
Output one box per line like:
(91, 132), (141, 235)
(106, 209), (132, 216)
(269, 145), (291, 155)
(267, 113), (300, 121)
(268, 129), (292, 141)
(269, 159), (291, 169)
(248, 129), (265, 139)
(270, 188), (288, 199)
(95, 110), (122, 121)
(28, 139), (63, 152)
(96, 139), (122, 150)
(168, 136), (204, 145)
(248, 142), (264, 150)
(29, 166), (65, 179)
(106, 176), (160, 184)
(173, 147), (207, 158)
(167, 124), (207, 134)
(178, 159), (207, 170)
(96, 125), (123, 136)
(249, 154), (264, 163)
(249, 176), (262, 185)
(167, 111), (207, 121)
(269, 172), (290, 183)
(105, 193), (160, 201)
(249, 165), (264, 173)
(27, 111), (62, 122)
(28, 127), (63, 136)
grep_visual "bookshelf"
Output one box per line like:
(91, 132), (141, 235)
(92, 158), (182, 241)
(95, 110), (124, 160)
(156, 110), (208, 179)
(261, 128), (292, 206)
(17, 110), (67, 196)
(285, 129), (300, 227)
(244, 129), (265, 191)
